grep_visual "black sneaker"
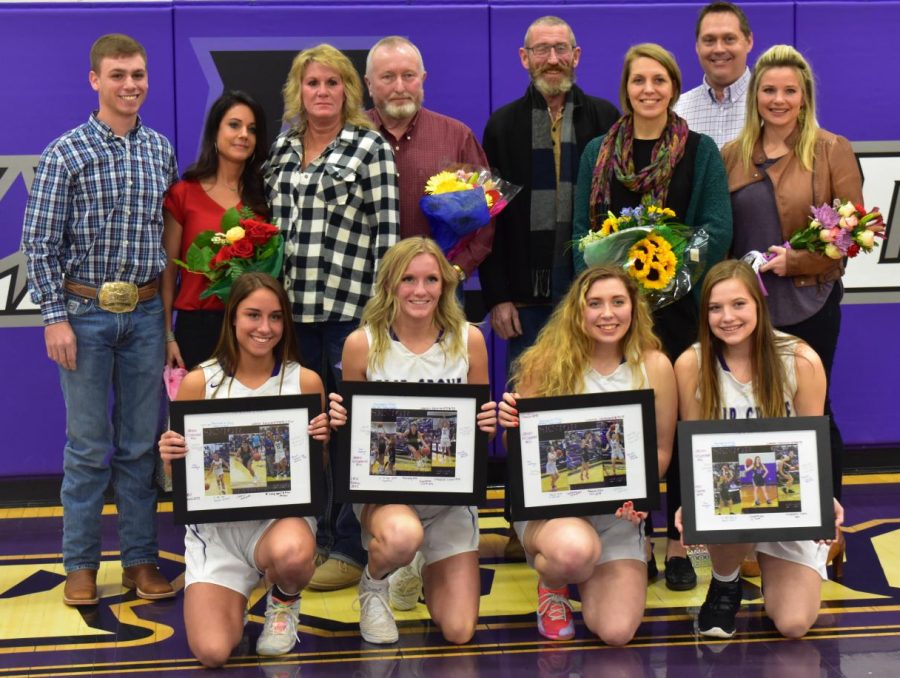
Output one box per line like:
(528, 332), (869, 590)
(664, 556), (697, 591)
(698, 576), (743, 638)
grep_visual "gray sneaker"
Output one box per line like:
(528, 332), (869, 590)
(256, 589), (300, 656)
(358, 569), (399, 644)
(389, 551), (424, 611)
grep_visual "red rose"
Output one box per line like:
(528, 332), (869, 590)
(241, 218), (279, 245)
(854, 203), (866, 216)
(847, 243), (860, 258)
(211, 244), (235, 267)
(231, 237), (254, 258)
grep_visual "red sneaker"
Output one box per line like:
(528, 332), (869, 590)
(536, 582), (575, 640)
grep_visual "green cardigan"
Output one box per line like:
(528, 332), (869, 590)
(572, 132), (732, 300)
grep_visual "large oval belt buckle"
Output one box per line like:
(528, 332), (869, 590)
(98, 282), (139, 313)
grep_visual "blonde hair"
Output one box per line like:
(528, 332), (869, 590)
(281, 43), (374, 134)
(511, 265), (661, 396)
(619, 43), (682, 115)
(733, 44), (818, 172)
(360, 238), (467, 372)
(697, 260), (796, 419)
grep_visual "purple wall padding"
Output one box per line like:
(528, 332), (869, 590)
(0, 1), (898, 478)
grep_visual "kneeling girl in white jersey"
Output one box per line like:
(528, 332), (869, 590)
(328, 238), (497, 645)
(499, 265), (677, 645)
(674, 260), (844, 640)
(159, 273), (329, 667)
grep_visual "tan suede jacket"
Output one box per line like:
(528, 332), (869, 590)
(722, 127), (863, 287)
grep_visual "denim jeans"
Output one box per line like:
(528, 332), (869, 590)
(294, 319), (367, 567)
(59, 292), (165, 572)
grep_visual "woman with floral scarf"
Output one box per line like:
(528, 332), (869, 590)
(572, 43), (731, 592)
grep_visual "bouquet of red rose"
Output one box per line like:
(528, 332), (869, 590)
(419, 166), (521, 257)
(173, 206), (283, 303)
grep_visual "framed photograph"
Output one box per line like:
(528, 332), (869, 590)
(334, 381), (491, 506)
(507, 390), (659, 521)
(170, 394), (324, 525)
(678, 416), (834, 544)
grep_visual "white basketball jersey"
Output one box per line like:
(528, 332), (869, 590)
(691, 333), (798, 419)
(364, 326), (469, 384)
(201, 360), (303, 399)
(581, 360), (649, 395)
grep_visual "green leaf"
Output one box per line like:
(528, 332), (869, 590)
(185, 244), (214, 271)
(193, 230), (217, 249)
(220, 207), (242, 232)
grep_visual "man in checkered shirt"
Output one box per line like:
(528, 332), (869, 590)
(674, 2), (754, 149)
(21, 34), (177, 607)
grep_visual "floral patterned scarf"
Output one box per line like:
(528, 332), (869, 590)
(589, 113), (689, 229)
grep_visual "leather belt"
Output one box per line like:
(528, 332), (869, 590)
(64, 279), (158, 313)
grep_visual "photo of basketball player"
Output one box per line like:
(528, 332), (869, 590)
(545, 445), (565, 491)
(608, 422), (625, 478)
(739, 454), (776, 508)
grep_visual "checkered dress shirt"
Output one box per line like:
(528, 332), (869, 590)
(266, 124), (399, 323)
(21, 114), (177, 324)
(674, 68), (751, 149)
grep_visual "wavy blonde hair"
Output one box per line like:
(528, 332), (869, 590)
(281, 44), (374, 134)
(697, 260), (796, 419)
(360, 238), (467, 372)
(511, 265), (661, 396)
(732, 44), (818, 172)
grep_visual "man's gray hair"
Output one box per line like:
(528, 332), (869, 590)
(524, 16), (577, 48)
(366, 36), (425, 75)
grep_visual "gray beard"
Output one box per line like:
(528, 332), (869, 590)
(383, 100), (420, 119)
(533, 74), (574, 98)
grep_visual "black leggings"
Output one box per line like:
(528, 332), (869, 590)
(777, 282), (844, 500)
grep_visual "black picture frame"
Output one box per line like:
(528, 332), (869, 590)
(170, 394), (324, 525)
(334, 381), (491, 507)
(678, 416), (834, 544)
(507, 390), (659, 521)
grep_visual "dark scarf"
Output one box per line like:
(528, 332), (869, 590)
(530, 88), (577, 300)
(589, 113), (689, 229)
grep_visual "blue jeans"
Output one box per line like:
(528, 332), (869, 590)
(59, 292), (165, 572)
(294, 320), (367, 567)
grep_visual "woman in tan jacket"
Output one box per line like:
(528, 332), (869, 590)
(722, 44), (862, 505)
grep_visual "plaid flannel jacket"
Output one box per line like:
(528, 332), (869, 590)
(266, 124), (400, 323)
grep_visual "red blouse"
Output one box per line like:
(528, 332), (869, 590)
(163, 180), (241, 311)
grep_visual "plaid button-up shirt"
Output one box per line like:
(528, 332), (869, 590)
(266, 124), (399, 323)
(674, 68), (751, 149)
(21, 114), (177, 324)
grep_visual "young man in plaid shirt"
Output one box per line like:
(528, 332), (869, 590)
(21, 34), (177, 607)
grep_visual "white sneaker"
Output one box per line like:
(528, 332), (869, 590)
(389, 551), (424, 611)
(256, 588), (300, 656)
(358, 569), (399, 644)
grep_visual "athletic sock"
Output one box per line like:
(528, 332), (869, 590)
(711, 567), (741, 583)
(272, 584), (301, 604)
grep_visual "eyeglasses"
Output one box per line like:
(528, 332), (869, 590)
(524, 43), (573, 58)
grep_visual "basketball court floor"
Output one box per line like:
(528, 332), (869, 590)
(1, 474), (898, 677)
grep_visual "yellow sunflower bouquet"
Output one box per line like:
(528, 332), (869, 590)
(578, 197), (708, 309)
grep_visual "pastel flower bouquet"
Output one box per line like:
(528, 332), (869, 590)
(742, 200), (884, 294)
(173, 206), (283, 303)
(578, 197), (708, 309)
(786, 200), (884, 259)
(419, 167), (521, 257)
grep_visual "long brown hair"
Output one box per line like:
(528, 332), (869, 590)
(211, 272), (300, 378)
(511, 265), (660, 396)
(697, 260), (794, 418)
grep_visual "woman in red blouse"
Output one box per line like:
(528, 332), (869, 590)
(162, 90), (270, 369)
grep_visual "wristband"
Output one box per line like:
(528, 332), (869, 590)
(165, 331), (176, 343)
